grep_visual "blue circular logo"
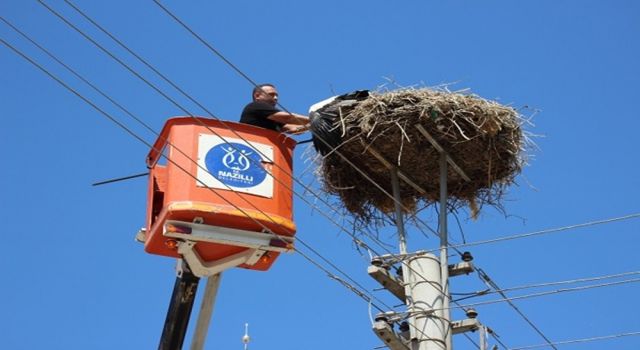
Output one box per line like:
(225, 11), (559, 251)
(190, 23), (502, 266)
(205, 143), (267, 188)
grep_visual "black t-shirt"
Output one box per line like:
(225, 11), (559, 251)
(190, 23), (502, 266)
(240, 101), (282, 131)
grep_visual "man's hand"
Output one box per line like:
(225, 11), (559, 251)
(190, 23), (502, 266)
(282, 123), (310, 135)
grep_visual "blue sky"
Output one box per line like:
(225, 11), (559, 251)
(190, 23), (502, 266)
(1, 1), (639, 349)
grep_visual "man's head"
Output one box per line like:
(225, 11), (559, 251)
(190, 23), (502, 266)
(252, 83), (278, 106)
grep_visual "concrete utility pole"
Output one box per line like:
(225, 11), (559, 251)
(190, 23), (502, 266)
(406, 253), (446, 349)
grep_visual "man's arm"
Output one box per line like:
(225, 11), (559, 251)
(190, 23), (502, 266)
(267, 111), (309, 125)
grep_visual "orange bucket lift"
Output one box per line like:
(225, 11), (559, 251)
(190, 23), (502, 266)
(136, 117), (298, 349)
(137, 117), (297, 275)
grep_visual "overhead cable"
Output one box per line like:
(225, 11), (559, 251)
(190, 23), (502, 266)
(454, 277), (640, 310)
(477, 268), (558, 350)
(508, 330), (640, 350)
(481, 270), (640, 297)
(438, 212), (640, 251)
(453, 269), (640, 302)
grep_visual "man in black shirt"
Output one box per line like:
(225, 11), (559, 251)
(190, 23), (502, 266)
(240, 83), (310, 133)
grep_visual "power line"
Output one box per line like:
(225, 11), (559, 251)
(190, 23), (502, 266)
(477, 268), (558, 350)
(451, 214), (561, 349)
(447, 213), (640, 348)
(151, 0), (262, 94)
(490, 330), (509, 350)
(454, 270), (640, 302)
(0, 15), (164, 148)
(293, 244), (385, 313)
(0, 38), (154, 160)
(437, 212), (640, 252)
(400, 277), (640, 339)
(454, 277), (640, 310)
(508, 331), (640, 350)
(462, 333), (480, 349)
(481, 270), (640, 297)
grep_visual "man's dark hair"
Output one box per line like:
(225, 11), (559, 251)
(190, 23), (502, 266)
(252, 83), (276, 101)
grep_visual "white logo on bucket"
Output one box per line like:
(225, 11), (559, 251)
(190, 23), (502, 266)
(197, 135), (274, 198)
(221, 146), (252, 171)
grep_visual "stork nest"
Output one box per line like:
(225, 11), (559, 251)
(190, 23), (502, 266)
(317, 88), (528, 223)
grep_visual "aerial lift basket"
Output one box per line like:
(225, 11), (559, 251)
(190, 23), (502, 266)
(140, 117), (297, 274)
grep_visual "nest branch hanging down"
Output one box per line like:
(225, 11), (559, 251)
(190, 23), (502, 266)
(312, 88), (528, 224)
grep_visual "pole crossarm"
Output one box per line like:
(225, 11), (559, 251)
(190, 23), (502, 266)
(415, 124), (471, 182)
(372, 320), (411, 350)
(451, 318), (481, 335)
(368, 264), (407, 302)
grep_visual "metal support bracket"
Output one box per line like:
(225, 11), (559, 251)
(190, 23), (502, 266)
(178, 241), (265, 277)
(163, 220), (294, 253)
(372, 320), (411, 350)
(367, 265), (406, 302)
(451, 318), (481, 335)
(448, 261), (475, 277)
